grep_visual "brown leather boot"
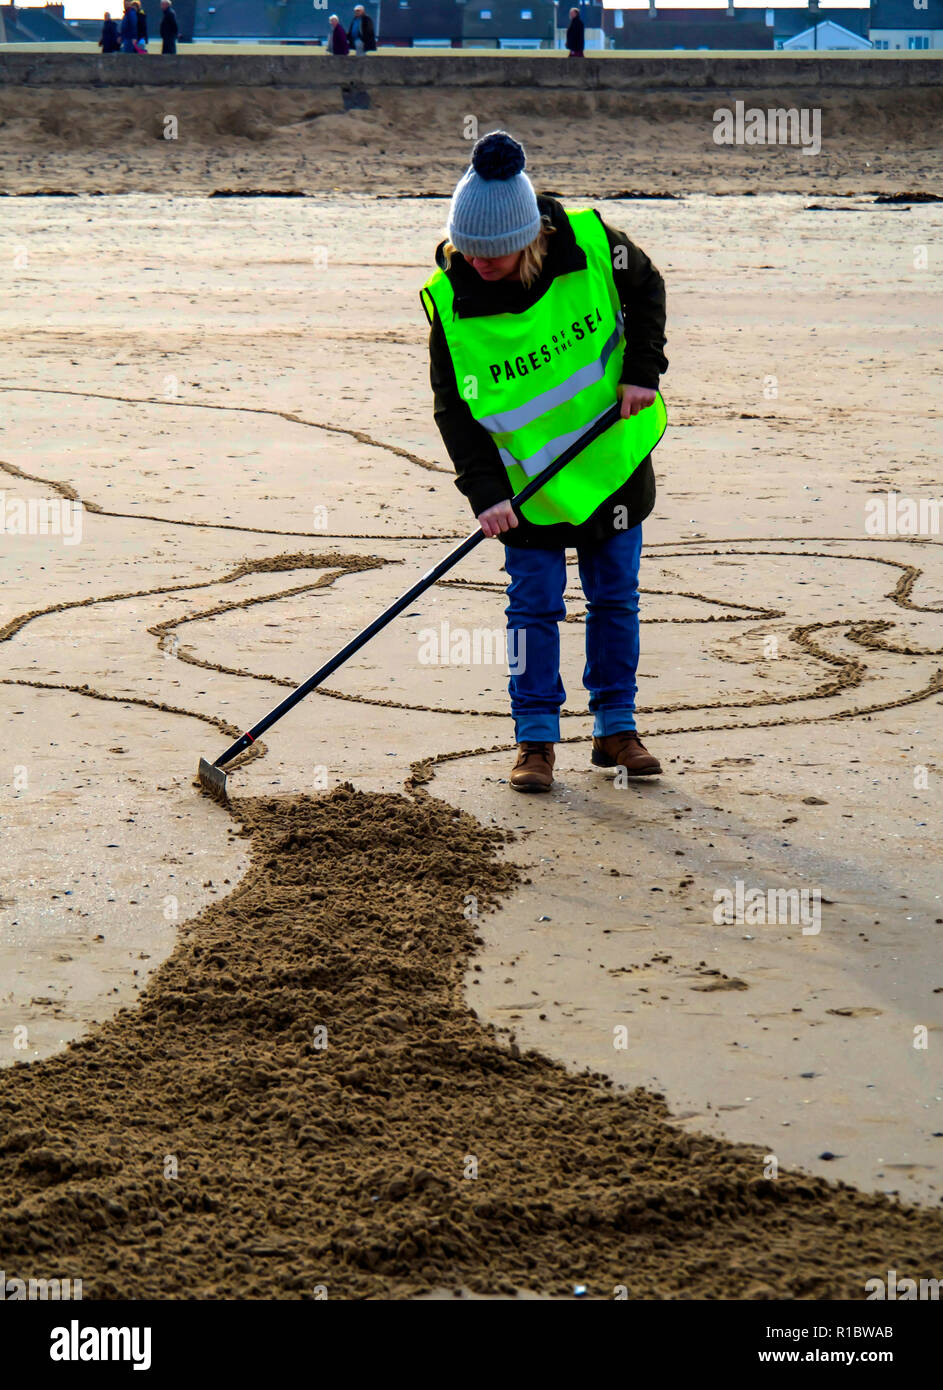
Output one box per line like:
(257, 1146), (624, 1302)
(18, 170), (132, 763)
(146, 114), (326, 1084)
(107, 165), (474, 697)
(592, 730), (662, 777)
(510, 742), (555, 793)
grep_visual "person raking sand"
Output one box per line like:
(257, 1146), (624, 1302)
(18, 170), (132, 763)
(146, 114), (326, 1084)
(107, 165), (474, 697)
(421, 131), (669, 793)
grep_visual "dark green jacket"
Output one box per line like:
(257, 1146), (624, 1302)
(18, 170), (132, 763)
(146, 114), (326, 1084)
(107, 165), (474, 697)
(426, 195), (668, 550)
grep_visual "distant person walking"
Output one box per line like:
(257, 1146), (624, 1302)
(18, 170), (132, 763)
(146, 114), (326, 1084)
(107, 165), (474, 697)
(98, 10), (120, 51)
(326, 15), (350, 54)
(133, 0), (148, 50)
(566, 6), (584, 56)
(119, 0), (138, 51)
(160, 0), (178, 53)
(348, 5), (376, 54)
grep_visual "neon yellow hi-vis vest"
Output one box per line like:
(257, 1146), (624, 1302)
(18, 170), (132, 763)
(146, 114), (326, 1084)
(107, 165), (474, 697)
(420, 207), (667, 526)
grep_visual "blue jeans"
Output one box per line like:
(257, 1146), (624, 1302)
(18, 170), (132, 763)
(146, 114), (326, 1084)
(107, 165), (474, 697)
(503, 525), (643, 744)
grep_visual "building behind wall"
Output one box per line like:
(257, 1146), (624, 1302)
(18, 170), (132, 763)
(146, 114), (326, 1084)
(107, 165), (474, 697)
(463, 0), (555, 48)
(869, 0), (943, 48)
(192, 0), (377, 42)
(379, 0), (462, 44)
(460, 0), (544, 49)
(15, 0), (935, 49)
(603, 6), (774, 50)
(781, 17), (871, 48)
(0, 2), (82, 40)
(772, 5), (869, 46)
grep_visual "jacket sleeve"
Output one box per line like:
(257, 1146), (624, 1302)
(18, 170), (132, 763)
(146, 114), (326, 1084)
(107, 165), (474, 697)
(428, 305), (512, 518)
(598, 215), (668, 391)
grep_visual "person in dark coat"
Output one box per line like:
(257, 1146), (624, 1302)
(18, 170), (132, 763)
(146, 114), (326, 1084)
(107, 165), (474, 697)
(159, 0), (178, 53)
(98, 11), (120, 51)
(327, 15), (350, 54)
(348, 5), (376, 53)
(134, 0), (148, 48)
(565, 6), (584, 56)
(119, 0), (138, 51)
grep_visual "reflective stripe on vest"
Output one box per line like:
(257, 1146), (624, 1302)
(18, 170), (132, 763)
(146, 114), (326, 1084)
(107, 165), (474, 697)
(499, 400), (618, 480)
(421, 207), (667, 527)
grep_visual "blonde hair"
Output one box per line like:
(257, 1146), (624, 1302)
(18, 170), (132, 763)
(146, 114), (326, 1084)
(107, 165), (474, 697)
(443, 215), (556, 291)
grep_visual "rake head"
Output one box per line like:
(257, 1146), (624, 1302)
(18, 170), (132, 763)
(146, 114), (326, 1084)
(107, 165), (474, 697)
(197, 757), (229, 804)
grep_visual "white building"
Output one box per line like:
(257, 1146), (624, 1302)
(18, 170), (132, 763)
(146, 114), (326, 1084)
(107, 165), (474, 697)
(782, 18), (872, 47)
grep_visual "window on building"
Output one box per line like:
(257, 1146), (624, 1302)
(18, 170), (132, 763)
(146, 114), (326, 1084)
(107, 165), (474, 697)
(907, 35), (929, 48)
(521, 7), (532, 16)
(480, 6), (491, 14)
(614, 9), (623, 26)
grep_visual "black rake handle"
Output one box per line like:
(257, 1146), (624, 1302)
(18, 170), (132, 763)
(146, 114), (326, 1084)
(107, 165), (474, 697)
(211, 402), (623, 770)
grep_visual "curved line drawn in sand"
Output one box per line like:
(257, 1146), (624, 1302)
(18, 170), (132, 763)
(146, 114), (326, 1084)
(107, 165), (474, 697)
(4, 541), (940, 793)
(0, 550), (390, 646)
(442, 577), (785, 625)
(404, 668), (943, 792)
(0, 384), (449, 474)
(0, 679), (271, 777)
(136, 571), (790, 702)
(653, 549), (943, 615)
(0, 676), (240, 738)
(0, 379), (459, 542)
(4, 658), (940, 798)
(3, 388), (943, 554)
(0, 455), (458, 544)
(844, 618), (943, 657)
(144, 549), (943, 725)
(1, 408), (940, 789)
(5, 438), (943, 553)
(146, 556), (389, 653)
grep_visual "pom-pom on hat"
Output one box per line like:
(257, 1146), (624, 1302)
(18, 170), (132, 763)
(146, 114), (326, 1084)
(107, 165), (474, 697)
(447, 131), (541, 260)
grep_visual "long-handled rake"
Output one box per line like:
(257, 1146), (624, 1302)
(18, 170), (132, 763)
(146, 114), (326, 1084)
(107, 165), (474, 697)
(197, 400), (636, 802)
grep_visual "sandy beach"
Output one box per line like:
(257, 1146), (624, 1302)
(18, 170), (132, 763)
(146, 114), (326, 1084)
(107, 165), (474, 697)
(1, 67), (942, 1297)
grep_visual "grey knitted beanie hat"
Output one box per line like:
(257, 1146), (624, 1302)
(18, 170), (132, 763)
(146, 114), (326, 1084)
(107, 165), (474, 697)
(447, 131), (541, 260)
